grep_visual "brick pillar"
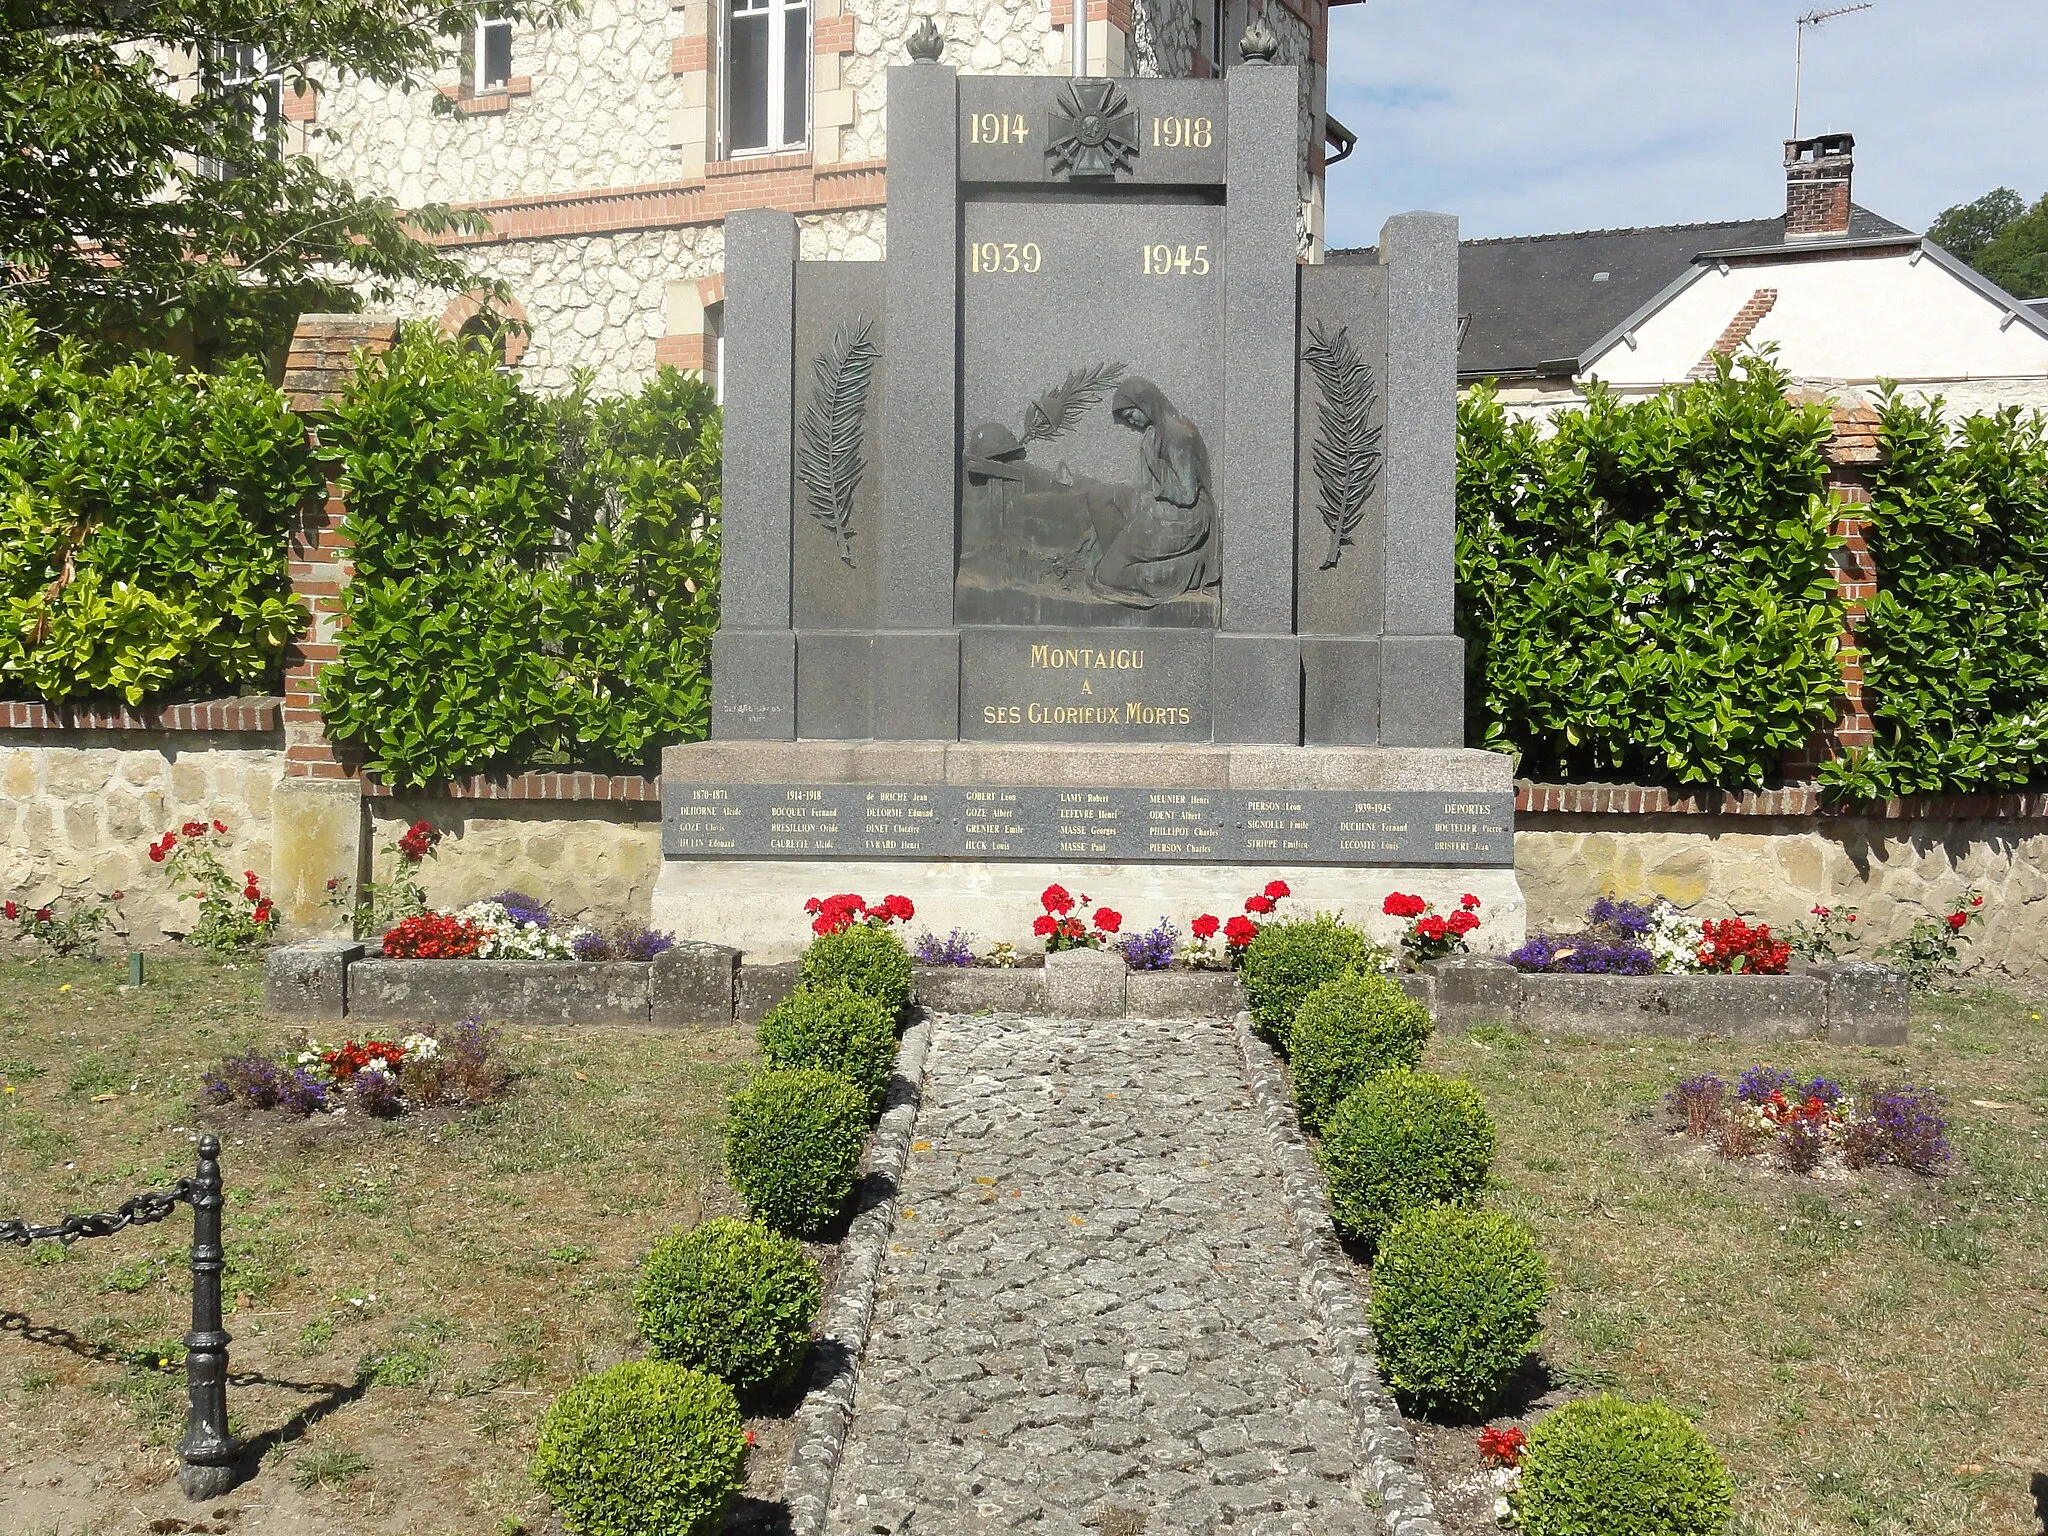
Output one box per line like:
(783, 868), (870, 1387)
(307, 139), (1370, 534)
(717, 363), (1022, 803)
(282, 453), (353, 780)
(273, 314), (398, 932)
(1782, 403), (1881, 780)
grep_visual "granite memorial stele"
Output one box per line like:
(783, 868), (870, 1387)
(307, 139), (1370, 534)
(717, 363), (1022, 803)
(652, 35), (1523, 960)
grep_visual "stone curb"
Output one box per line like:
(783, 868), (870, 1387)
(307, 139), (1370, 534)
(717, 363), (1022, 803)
(1232, 1012), (1447, 1536)
(782, 1013), (934, 1536)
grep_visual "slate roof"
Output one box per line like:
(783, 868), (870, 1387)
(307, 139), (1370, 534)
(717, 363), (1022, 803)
(1329, 206), (1914, 381)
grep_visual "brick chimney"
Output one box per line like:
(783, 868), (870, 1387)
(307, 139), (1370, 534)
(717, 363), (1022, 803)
(1784, 132), (1854, 239)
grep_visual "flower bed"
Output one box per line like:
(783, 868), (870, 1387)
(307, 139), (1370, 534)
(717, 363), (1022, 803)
(1665, 1064), (1950, 1176)
(201, 1019), (511, 1120)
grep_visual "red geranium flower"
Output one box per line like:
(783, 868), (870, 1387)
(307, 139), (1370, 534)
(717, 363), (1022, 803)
(1244, 894), (1276, 915)
(1382, 892), (1427, 919)
(1093, 908), (1122, 935)
(880, 894), (915, 923)
(1033, 914), (1057, 938)
(1446, 909), (1480, 936)
(1460, 893), (1482, 911)
(1263, 880), (1290, 901)
(1041, 884), (1075, 916)
(1191, 913), (1220, 941)
(1223, 914), (1259, 947)
(1477, 1425), (1526, 1469)
(804, 897), (823, 915)
(1416, 915), (1449, 941)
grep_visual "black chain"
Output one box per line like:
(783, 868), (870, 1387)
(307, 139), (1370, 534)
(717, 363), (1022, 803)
(0, 1180), (194, 1247)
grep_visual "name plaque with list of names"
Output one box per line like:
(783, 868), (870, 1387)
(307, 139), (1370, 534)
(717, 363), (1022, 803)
(662, 785), (1514, 867)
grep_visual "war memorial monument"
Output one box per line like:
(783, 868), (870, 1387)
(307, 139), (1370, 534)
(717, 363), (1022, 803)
(652, 35), (1522, 958)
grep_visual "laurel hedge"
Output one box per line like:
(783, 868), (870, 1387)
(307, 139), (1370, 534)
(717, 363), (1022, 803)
(1821, 393), (2048, 798)
(318, 327), (720, 787)
(1456, 354), (1845, 789)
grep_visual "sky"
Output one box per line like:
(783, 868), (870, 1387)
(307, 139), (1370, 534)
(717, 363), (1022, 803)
(1322, 0), (2048, 250)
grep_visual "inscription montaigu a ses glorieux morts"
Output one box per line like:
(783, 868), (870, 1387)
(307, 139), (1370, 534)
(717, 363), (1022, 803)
(959, 369), (1220, 623)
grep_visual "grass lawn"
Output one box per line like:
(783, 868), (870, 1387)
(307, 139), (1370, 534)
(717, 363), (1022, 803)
(1427, 987), (2048, 1536)
(0, 954), (753, 1535)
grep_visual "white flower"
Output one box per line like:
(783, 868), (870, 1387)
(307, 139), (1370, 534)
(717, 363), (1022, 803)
(399, 1033), (440, 1061)
(1647, 900), (1705, 973)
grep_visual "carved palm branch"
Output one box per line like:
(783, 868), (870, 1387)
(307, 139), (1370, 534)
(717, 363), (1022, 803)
(797, 314), (879, 566)
(1302, 320), (1384, 570)
(1020, 361), (1128, 445)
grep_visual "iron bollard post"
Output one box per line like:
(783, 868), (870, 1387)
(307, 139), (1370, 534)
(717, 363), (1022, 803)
(177, 1135), (238, 1499)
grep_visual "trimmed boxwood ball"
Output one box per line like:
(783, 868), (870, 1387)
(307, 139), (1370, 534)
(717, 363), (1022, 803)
(1318, 1068), (1495, 1249)
(759, 983), (897, 1111)
(636, 1217), (822, 1396)
(799, 922), (914, 1017)
(1368, 1206), (1549, 1417)
(530, 1360), (746, 1536)
(724, 1068), (870, 1237)
(1289, 971), (1433, 1131)
(1239, 914), (1378, 1052)
(1514, 1393), (1734, 1536)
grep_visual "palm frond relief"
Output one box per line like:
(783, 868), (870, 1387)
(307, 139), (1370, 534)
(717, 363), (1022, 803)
(797, 313), (879, 567)
(1302, 320), (1384, 571)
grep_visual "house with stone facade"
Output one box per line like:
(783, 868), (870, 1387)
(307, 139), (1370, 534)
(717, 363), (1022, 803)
(202, 0), (1356, 396)
(1330, 134), (2048, 419)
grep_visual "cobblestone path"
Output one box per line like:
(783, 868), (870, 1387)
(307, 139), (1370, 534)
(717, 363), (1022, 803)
(823, 1013), (1383, 1536)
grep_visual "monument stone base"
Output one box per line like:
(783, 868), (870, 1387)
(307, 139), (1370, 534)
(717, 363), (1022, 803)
(655, 741), (1524, 964)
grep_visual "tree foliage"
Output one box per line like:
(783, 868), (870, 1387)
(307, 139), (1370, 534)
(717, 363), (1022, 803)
(319, 327), (721, 787)
(1928, 187), (2048, 300)
(0, 0), (566, 357)
(1456, 353), (1845, 788)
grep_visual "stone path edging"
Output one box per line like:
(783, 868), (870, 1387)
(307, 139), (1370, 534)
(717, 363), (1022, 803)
(1232, 1013), (1447, 1536)
(783, 1015), (933, 1536)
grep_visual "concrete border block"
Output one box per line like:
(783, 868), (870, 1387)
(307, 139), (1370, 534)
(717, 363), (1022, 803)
(263, 940), (362, 1020)
(738, 960), (802, 1024)
(1815, 960), (1910, 1045)
(651, 941), (739, 1027)
(1126, 968), (1245, 1019)
(346, 960), (652, 1027)
(1420, 954), (1519, 1032)
(1043, 947), (1128, 1018)
(912, 966), (1043, 1015)
(1516, 972), (1829, 1041)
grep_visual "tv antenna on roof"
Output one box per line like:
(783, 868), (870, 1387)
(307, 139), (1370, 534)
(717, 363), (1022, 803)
(1794, 4), (1873, 139)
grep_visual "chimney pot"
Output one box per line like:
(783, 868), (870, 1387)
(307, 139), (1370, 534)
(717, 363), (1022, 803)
(1784, 132), (1854, 240)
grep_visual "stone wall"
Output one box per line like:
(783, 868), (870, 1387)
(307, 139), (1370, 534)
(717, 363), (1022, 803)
(314, 0), (684, 208)
(1517, 814), (2048, 985)
(366, 799), (663, 930)
(0, 735), (284, 948)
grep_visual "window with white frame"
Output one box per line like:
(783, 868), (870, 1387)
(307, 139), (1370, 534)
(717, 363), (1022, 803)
(218, 44), (284, 160)
(723, 0), (809, 156)
(472, 9), (514, 91)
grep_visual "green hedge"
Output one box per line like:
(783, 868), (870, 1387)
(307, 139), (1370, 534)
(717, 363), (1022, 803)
(319, 328), (720, 787)
(1824, 395), (2048, 797)
(1457, 355), (1844, 788)
(1514, 1393), (1734, 1536)
(531, 1360), (746, 1536)
(0, 308), (313, 704)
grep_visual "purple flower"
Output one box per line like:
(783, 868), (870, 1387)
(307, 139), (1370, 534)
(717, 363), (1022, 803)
(571, 930), (612, 962)
(1665, 1072), (1726, 1120)
(1735, 1065), (1798, 1106)
(276, 1067), (329, 1116)
(1803, 1076), (1844, 1106)
(1507, 931), (1654, 974)
(913, 929), (978, 967)
(350, 1064), (404, 1118)
(493, 891), (551, 928)
(1863, 1085), (1950, 1173)
(202, 1050), (282, 1109)
(613, 925), (675, 962)
(1585, 897), (1656, 939)
(1118, 919), (1179, 972)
